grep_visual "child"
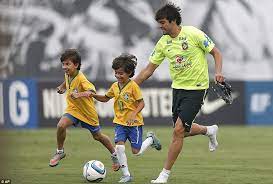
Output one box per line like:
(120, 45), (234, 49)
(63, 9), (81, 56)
(49, 49), (119, 171)
(91, 53), (162, 183)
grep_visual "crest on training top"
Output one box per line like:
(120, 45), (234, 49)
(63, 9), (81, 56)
(175, 55), (185, 64)
(181, 37), (188, 50)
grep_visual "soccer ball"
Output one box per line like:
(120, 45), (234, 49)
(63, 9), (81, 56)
(83, 160), (106, 182)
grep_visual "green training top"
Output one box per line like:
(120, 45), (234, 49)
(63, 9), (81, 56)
(149, 26), (215, 90)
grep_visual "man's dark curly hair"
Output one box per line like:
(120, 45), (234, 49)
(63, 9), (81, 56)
(112, 53), (137, 78)
(155, 3), (182, 25)
(60, 49), (81, 70)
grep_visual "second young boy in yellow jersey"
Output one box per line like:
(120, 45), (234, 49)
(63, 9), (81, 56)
(91, 53), (162, 183)
(49, 49), (119, 171)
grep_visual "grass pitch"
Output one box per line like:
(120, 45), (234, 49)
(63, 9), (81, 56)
(1, 126), (273, 184)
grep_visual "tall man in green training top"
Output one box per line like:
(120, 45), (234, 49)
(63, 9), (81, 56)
(134, 3), (224, 183)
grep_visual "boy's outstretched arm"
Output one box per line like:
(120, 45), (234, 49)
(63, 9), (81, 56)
(71, 90), (94, 99)
(91, 93), (111, 102)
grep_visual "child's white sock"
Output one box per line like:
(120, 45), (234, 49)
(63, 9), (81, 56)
(57, 148), (64, 154)
(135, 137), (153, 156)
(116, 145), (130, 176)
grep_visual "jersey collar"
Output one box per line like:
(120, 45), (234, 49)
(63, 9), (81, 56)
(118, 79), (131, 92)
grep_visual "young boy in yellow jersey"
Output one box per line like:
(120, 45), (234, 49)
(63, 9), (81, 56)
(91, 53), (162, 183)
(49, 49), (119, 170)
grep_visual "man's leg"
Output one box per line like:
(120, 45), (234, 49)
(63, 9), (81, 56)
(49, 116), (73, 167)
(185, 123), (206, 136)
(151, 117), (184, 183)
(186, 123), (219, 152)
(164, 119), (184, 170)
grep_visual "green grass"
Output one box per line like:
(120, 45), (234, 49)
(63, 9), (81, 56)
(1, 126), (273, 184)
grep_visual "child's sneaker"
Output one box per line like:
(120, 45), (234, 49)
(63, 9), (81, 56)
(49, 151), (66, 167)
(147, 131), (162, 150)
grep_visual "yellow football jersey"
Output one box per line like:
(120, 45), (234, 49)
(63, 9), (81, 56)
(106, 80), (144, 126)
(64, 71), (99, 126)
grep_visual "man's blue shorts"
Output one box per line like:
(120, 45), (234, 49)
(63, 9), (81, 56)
(114, 124), (143, 149)
(63, 113), (101, 134)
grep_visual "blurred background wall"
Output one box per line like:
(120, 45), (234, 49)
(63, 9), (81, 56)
(0, 0), (273, 128)
(1, 0), (273, 81)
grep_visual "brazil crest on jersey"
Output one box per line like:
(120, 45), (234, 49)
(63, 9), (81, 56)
(149, 26), (215, 90)
(105, 80), (144, 126)
(64, 71), (99, 126)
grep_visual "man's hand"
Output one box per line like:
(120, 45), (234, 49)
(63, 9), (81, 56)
(212, 81), (233, 104)
(214, 73), (224, 83)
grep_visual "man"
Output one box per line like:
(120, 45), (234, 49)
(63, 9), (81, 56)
(134, 4), (223, 183)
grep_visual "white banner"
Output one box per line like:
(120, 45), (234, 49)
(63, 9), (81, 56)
(1, 0), (272, 81)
